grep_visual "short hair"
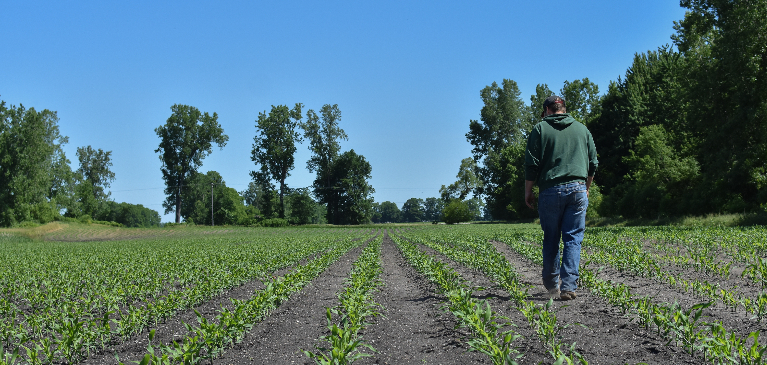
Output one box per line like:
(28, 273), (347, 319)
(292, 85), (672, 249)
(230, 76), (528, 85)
(549, 102), (566, 113)
(543, 95), (566, 114)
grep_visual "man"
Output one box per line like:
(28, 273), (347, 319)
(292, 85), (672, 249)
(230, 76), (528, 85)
(524, 95), (597, 301)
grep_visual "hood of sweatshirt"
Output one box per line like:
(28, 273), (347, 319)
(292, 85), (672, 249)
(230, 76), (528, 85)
(543, 113), (575, 130)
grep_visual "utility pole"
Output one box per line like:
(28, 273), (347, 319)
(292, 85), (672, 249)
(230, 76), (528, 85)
(211, 183), (214, 226)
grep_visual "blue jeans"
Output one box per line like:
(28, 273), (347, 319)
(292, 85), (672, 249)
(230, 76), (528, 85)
(538, 181), (588, 292)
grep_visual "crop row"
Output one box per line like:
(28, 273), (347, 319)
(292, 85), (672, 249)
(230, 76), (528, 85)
(389, 232), (525, 365)
(0, 228), (372, 364)
(394, 229), (586, 365)
(304, 234), (384, 364)
(126, 234), (369, 364)
(488, 228), (767, 364)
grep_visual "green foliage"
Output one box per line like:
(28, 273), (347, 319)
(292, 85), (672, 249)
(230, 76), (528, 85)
(590, 46), (689, 200)
(442, 200), (474, 224)
(401, 198), (425, 222)
(606, 125), (700, 218)
(466, 79), (599, 221)
(372, 201), (401, 223)
(155, 104), (228, 223)
(589, 1), (767, 216)
(286, 188), (321, 225)
(0, 101), (70, 226)
(241, 181), (279, 219)
(316, 150), (375, 225)
(301, 105), (373, 225)
(95, 201), (161, 227)
(302, 104), (347, 176)
(251, 103), (303, 219)
(423, 197), (443, 222)
(440, 158), (482, 202)
(182, 171), (255, 226)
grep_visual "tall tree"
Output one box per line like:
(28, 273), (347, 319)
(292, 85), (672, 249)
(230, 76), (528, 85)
(155, 104), (228, 223)
(303, 104), (348, 189)
(0, 101), (71, 225)
(423, 197), (443, 222)
(302, 104), (349, 222)
(317, 150), (375, 224)
(75, 146), (115, 217)
(674, 0), (767, 210)
(251, 103), (303, 219)
(465, 80), (530, 220)
(401, 198), (425, 222)
(374, 201), (402, 223)
(241, 181), (279, 219)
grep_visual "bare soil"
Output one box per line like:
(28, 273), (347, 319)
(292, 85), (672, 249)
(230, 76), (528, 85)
(77, 227), (765, 365)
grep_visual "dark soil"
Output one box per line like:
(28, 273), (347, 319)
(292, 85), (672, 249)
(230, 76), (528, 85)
(489, 240), (699, 364)
(356, 231), (493, 364)
(78, 226), (760, 365)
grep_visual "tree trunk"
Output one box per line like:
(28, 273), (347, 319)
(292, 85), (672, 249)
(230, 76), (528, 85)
(279, 179), (285, 219)
(175, 185), (181, 223)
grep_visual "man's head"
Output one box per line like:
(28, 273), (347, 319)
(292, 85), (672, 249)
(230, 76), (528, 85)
(542, 95), (566, 117)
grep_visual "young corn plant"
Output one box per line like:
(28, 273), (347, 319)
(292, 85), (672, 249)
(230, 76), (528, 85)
(305, 237), (384, 365)
(303, 308), (376, 365)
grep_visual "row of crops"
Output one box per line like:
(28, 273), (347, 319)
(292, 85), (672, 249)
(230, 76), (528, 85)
(1, 223), (767, 364)
(401, 224), (767, 364)
(0, 228), (374, 364)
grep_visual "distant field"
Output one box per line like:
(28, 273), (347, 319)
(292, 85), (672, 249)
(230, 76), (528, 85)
(2, 223), (767, 364)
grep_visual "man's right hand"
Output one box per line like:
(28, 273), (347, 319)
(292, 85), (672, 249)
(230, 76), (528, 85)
(524, 180), (535, 209)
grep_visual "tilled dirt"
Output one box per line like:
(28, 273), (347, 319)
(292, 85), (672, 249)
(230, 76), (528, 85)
(78, 227), (756, 365)
(490, 240), (699, 364)
(356, 231), (492, 364)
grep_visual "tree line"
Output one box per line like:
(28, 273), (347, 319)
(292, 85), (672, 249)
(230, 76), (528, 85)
(154, 103), (376, 226)
(0, 100), (159, 227)
(465, 0), (767, 221)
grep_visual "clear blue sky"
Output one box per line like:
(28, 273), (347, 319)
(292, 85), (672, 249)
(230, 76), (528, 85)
(1, 1), (687, 222)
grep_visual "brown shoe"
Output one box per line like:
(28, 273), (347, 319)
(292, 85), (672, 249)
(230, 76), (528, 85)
(560, 291), (577, 301)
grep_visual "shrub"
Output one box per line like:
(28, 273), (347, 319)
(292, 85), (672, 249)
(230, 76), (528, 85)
(442, 200), (474, 224)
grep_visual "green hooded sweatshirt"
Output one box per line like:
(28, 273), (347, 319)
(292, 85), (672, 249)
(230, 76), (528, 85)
(524, 113), (598, 191)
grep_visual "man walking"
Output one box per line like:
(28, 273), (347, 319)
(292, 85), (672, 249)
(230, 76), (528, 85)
(524, 95), (597, 301)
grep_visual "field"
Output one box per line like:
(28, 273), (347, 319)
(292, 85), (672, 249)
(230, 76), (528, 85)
(2, 223), (767, 364)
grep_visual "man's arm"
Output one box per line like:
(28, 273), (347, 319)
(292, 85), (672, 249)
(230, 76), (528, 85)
(525, 180), (535, 209)
(586, 175), (594, 197)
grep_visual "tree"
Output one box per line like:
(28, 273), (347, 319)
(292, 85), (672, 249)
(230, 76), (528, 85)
(590, 47), (688, 197)
(401, 198), (425, 222)
(374, 201), (402, 223)
(74, 146), (115, 217)
(251, 104), (303, 219)
(286, 188), (318, 225)
(155, 104), (228, 223)
(241, 181), (279, 219)
(610, 125), (700, 218)
(442, 200), (474, 224)
(674, 0), (767, 210)
(423, 197), (443, 222)
(560, 78), (602, 126)
(0, 101), (71, 225)
(316, 150), (375, 225)
(302, 104), (359, 224)
(181, 171), (255, 225)
(302, 104), (348, 209)
(440, 158), (481, 202)
(96, 201), (161, 227)
(465, 80), (532, 221)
